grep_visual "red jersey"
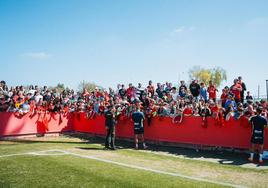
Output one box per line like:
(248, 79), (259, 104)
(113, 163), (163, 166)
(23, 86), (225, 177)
(231, 84), (242, 100)
(183, 108), (193, 116)
(29, 101), (36, 112)
(99, 105), (105, 113)
(208, 85), (217, 99)
(82, 91), (90, 97)
(210, 106), (219, 114)
(13, 95), (19, 103)
(220, 92), (228, 104)
(126, 87), (134, 98)
(95, 92), (103, 98)
(63, 106), (69, 113)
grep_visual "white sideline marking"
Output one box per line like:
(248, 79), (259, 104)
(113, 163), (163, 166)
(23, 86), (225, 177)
(0, 149), (247, 188)
(0, 152), (32, 158)
(0, 149), (68, 158)
(62, 150), (247, 188)
(29, 150), (69, 156)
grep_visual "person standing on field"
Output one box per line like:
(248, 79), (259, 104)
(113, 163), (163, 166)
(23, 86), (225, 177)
(248, 107), (267, 163)
(104, 105), (117, 150)
(132, 105), (148, 150)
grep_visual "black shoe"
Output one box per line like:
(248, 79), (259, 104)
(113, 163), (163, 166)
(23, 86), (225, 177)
(110, 147), (117, 150)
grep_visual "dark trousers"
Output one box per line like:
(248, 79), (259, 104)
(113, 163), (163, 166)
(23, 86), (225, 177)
(105, 126), (115, 148)
(241, 94), (244, 104)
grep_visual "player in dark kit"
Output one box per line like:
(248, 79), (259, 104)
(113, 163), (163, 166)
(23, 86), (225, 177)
(248, 107), (267, 163)
(132, 106), (148, 150)
(104, 105), (117, 150)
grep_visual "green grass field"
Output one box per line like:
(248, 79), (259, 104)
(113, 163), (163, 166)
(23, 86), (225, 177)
(0, 134), (267, 188)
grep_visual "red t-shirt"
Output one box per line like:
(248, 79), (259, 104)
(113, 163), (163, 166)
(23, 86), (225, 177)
(231, 84), (242, 100)
(99, 105), (105, 113)
(220, 92), (228, 104)
(126, 87), (134, 98)
(63, 106), (69, 113)
(210, 106), (219, 113)
(29, 101), (36, 112)
(82, 91), (90, 97)
(95, 92), (103, 98)
(183, 108), (193, 116)
(208, 85), (217, 99)
(13, 95), (19, 103)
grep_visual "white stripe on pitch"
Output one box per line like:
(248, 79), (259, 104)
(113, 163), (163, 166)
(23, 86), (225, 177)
(62, 150), (247, 188)
(0, 149), (68, 158)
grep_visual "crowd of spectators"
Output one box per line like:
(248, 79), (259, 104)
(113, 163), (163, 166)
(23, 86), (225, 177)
(0, 78), (267, 126)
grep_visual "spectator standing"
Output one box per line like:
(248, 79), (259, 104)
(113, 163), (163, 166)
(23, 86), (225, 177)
(43, 90), (52, 102)
(34, 91), (43, 103)
(164, 82), (172, 93)
(136, 83), (144, 100)
(0, 81), (6, 92)
(147, 80), (155, 98)
(220, 87), (229, 107)
(119, 84), (126, 99)
(28, 85), (36, 96)
(170, 87), (178, 101)
(126, 83), (135, 102)
(199, 82), (208, 102)
(155, 83), (163, 99)
(115, 84), (121, 96)
(179, 81), (187, 97)
(189, 80), (200, 100)
(230, 79), (242, 103)
(207, 81), (218, 102)
(41, 86), (48, 95)
(246, 91), (253, 101)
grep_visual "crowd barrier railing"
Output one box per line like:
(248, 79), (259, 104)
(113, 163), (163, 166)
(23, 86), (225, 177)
(0, 112), (73, 136)
(1, 112), (267, 150)
(73, 112), (268, 150)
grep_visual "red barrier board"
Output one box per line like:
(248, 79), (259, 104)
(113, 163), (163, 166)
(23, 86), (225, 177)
(1, 112), (267, 150)
(73, 113), (268, 150)
(0, 112), (73, 136)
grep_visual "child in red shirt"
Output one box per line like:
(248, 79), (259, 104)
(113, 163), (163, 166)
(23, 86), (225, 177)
(183, 103), (193, 116)
(220, 87), (229, 107)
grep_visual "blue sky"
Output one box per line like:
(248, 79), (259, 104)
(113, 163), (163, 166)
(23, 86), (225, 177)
(0, 0), (267, 96)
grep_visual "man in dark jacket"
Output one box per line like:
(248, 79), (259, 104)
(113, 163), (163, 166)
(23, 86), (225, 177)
(189, 80), (200, 100)
(104, 105), (117, 150)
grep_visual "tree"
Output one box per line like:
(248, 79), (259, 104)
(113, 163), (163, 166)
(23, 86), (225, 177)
(188, 66), (227, 88)
(55, 83), (65, 93)
(210, 67), (227, 88)
(77, 80), (100, 93)
(48, 83), (65, 93)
